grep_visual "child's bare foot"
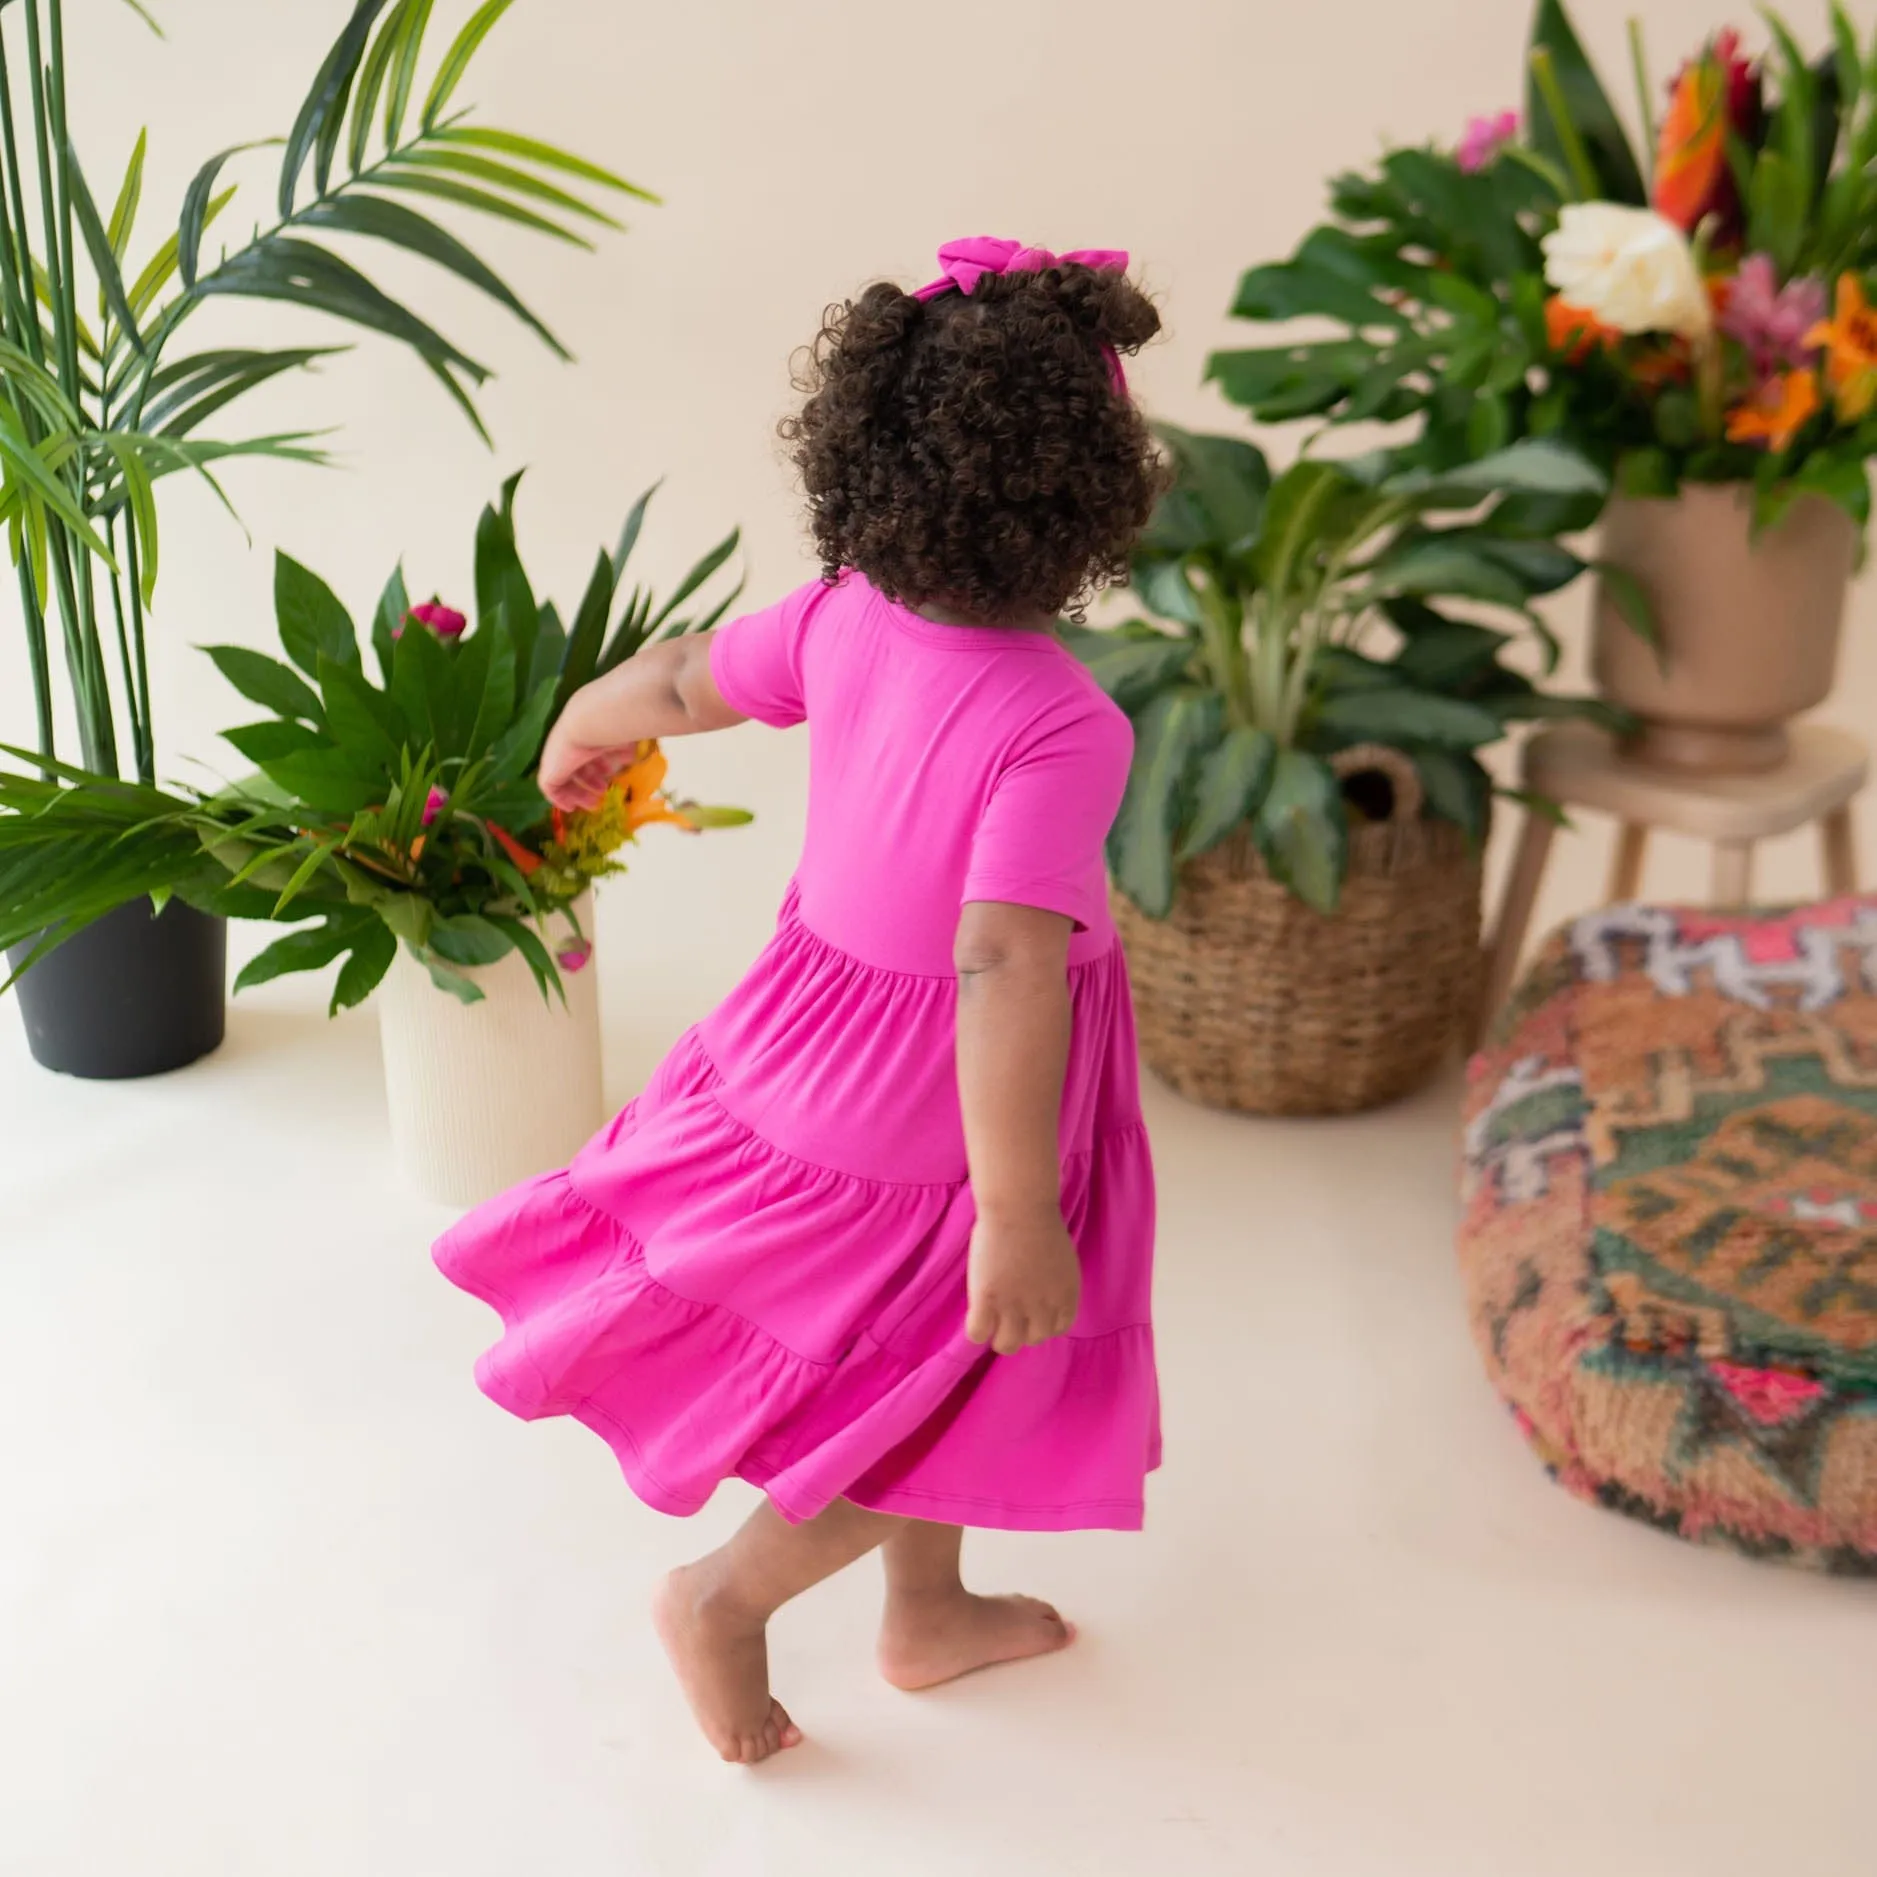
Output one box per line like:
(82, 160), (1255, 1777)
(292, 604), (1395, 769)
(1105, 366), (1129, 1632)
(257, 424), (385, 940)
(876, 1589), (1075, 1691)
(652, 1566), (802, 1763)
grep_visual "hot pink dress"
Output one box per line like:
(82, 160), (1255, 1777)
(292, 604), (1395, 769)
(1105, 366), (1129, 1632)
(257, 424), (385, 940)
(434, 574), (1159, 1531)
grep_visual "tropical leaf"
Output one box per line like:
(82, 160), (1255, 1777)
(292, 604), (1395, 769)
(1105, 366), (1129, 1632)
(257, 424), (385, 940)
(387, 146), (623, 228)
(428, 910), (513, 967)
(433, 127), (659, 202)
(645, 528), (740, 635)
(179, 142), (278, 290)
(1108, 689), (1221, 918)
(1253, 460), (1350, 594)
(105, 129), (148, 263)
(275, 551), (361, 677)
(318, 653), (407, 768)
(1314, 683), (1503, 750)
(1526, 0), (1646, 203)
(1061, 623), (1197, 712)
(370, 167), (590, 247)
(1253, 750), (1346, 914)
(1178, 726), (1275, 860)
(203, 645), (327, 726)
(64, 141), (145, 357)
(233, 909), (372, 993)
(280, 0), (396, 214)
(422, 0), (516, 126)
(552, 550), (617, 722)
(331, 920), (396, 1012)
(300, 192), (566, 355)
(383, 0), (437, 149)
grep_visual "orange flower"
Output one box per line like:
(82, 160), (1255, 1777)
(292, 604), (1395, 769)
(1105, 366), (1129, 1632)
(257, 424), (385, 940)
(1654, 30), (1759, 237)
(1724, 368), (1820, 452)
(1545, 296), (1618, 364)
(487, 820), (543, 877)
(1804, 273), (1877, 422)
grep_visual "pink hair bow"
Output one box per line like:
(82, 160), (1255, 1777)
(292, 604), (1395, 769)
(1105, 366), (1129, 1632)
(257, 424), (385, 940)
(912, 235), (1132, 391)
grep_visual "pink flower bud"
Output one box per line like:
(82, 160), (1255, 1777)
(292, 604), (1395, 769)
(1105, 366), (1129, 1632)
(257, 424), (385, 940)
(557, 939), (593, 974)
(421, 785), (449, 828)
(401, 600), (468, 640)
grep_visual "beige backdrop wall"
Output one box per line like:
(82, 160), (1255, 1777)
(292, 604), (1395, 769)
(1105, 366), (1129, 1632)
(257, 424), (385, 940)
(8, 0), (1872, 1066)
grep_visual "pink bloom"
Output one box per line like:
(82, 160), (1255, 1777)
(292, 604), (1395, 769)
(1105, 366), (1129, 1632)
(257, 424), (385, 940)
(421, 785), (448, 828)
(556, 938), (592, 974)
(1720, 254), (1827, 379)
(395, 599), (468, 641)
(1458, 110), (1519, 173)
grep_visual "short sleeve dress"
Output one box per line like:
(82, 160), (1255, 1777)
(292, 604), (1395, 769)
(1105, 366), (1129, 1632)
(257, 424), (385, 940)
(434, 574), (1159, 1531)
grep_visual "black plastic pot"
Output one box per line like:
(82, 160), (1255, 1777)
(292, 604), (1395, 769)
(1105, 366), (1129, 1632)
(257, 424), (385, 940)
(8, 897), (227, 1079)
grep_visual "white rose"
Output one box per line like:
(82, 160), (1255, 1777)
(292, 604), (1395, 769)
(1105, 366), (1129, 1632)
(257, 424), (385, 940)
(1540, 203), (1713, 342)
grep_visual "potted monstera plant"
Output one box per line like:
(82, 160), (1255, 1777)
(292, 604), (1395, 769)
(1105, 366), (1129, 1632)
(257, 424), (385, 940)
(0, 476), (750, 1204)
(1068, 424), (1615, 1116)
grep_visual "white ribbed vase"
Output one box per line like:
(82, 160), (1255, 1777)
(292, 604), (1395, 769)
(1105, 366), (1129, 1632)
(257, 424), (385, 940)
(377, 893), (605, 1208)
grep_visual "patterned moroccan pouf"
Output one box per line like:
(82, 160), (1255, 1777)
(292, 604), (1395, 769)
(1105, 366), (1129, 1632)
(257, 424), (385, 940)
(1461, 899), (1877, 1573)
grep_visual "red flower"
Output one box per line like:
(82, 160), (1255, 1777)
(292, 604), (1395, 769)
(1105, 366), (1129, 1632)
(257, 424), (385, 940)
(394, 599), (468, 640)
(1654, 29), (1761, 241)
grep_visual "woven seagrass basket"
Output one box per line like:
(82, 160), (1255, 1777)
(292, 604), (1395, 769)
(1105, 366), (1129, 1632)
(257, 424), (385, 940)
(1113, 745), (1482, 1116)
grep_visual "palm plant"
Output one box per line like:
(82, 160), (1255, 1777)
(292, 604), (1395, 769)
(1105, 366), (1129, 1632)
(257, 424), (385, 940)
(2, 0), (650, 785)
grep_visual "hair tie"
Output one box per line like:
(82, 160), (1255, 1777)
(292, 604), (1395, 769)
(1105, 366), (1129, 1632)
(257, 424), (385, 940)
(912, 236), (1132, 393)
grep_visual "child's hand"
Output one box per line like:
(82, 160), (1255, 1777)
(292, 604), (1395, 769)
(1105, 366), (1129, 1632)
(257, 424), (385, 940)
(538, 720), (635, 812)
(965, 1206), (1081, 1354)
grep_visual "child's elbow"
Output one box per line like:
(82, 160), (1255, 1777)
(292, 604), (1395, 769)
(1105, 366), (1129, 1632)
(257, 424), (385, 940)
(954, 901), (1073, 980)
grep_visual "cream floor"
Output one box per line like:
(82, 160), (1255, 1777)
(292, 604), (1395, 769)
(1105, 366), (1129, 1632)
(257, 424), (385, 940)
(5, 831), (1876, 1877)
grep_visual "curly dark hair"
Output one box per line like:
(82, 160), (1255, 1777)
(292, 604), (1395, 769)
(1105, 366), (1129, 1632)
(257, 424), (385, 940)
(780, 263), (1165, 622)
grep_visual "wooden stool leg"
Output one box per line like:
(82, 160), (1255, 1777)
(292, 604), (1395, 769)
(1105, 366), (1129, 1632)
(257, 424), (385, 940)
(1821, 804), (1858, 895)
(1607, 823), (1648, 903)
(1711, 840), (1754, 909)
(1475, 812), (1556, 1049)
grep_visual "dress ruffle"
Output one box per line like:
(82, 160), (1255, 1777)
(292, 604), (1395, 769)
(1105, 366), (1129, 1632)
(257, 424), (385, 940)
(434, 903), (1159, 1532)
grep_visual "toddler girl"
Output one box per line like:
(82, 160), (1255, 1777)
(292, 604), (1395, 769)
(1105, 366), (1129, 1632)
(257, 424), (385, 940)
(435, 237), (1164, 1764)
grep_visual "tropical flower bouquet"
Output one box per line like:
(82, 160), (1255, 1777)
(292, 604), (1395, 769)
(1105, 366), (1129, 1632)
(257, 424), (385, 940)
(1209, 0), (1877, 771)
(0, 476), (749, 1012)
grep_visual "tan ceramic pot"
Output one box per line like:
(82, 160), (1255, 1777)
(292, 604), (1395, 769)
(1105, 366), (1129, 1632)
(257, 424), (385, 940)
(1592, 483), (1858, 775)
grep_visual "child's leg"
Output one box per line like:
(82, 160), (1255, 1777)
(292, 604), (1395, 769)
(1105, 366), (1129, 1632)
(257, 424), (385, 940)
(875, 1518), (1074, 1692)
(654, 1496), (900, 1763)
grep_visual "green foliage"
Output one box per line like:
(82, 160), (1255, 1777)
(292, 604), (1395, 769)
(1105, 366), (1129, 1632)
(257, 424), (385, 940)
(0, 0), (652, 787)
(1067, 427), (1615, 919)
(1209, 1), (1877, 547)
(0, 479), (747, 1010)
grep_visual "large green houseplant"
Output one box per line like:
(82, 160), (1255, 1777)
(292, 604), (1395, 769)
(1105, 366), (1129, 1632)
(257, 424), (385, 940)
(1064, 425), (1614, 1116)
(0, 0), (648, 1076)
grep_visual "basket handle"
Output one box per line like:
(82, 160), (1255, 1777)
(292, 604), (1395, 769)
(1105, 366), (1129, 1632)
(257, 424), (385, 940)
(1329, 743), (1425, 825)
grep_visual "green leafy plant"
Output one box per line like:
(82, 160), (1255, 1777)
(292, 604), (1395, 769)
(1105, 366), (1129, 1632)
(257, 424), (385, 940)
(1068, 426), (1618, 918)
(0, 477), (749, 1006)
(1207, 1), (1877, 536)
(1, 0), (651, 786)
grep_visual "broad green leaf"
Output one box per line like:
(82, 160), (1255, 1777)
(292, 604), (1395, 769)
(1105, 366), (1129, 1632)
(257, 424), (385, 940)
(64, 141), (144, 357)
(1253, 750), (1346, 914)
(485, 911), (564, 1006)
(1366, 538), (1529, 607)
(1411, 748), (1492, 843)
(1253, 460), (1348, 595)
(1134, 558), (1202, 628)
(318, 654), (407, 768)
(1591, 557), (1661, 651)
(389, 606), (454, 748)
(1060, 623), (1197, 712)
(222, 719), (328, 766)
(1466, 534), (1584, 595)
(485, 675), (558, 784)
(1389, 617), (1510, 689)
(1154, 422), (1270, 552)
(332, 920), (396, 1012)
(1108, 689), (1221, 918)
(434, 127), (660, 202)
(1747, 149), (1808, 278)
(1178, 727), (1275, 861)
(1315, 683), (1503, 750)
(1229, 260), (1406, 331)
(280, 0), (395, 214)
(1385, 438), (1606, 503)
(299, 193), (566, 356)
(276, 552), (360, 677)
(423, 0), (517, 127)
(202, 645), (326, 726)
(253, 748), (387, 817)
(373, 563), (410, 682)
(428, 911), (513, 967)
(1613, 447), (1678, 499)
(1526, 0), (1646, 204)
(233, 913), (366, 993)
(424, 956), (486, 1003)
(552, 550), (618, 722)
(463, 623), (518, 760)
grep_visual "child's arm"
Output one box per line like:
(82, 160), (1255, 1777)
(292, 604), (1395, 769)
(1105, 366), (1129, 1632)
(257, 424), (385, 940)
(538, 637), (745, 811)
(954, 900), (1081, 1355)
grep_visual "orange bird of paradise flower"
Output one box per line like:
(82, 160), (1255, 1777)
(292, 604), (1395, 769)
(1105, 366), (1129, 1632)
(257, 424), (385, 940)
(1804, 274), (1877, 422)
(1654, 29), (1759, 237)
(1724, 368), (1820, 452)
